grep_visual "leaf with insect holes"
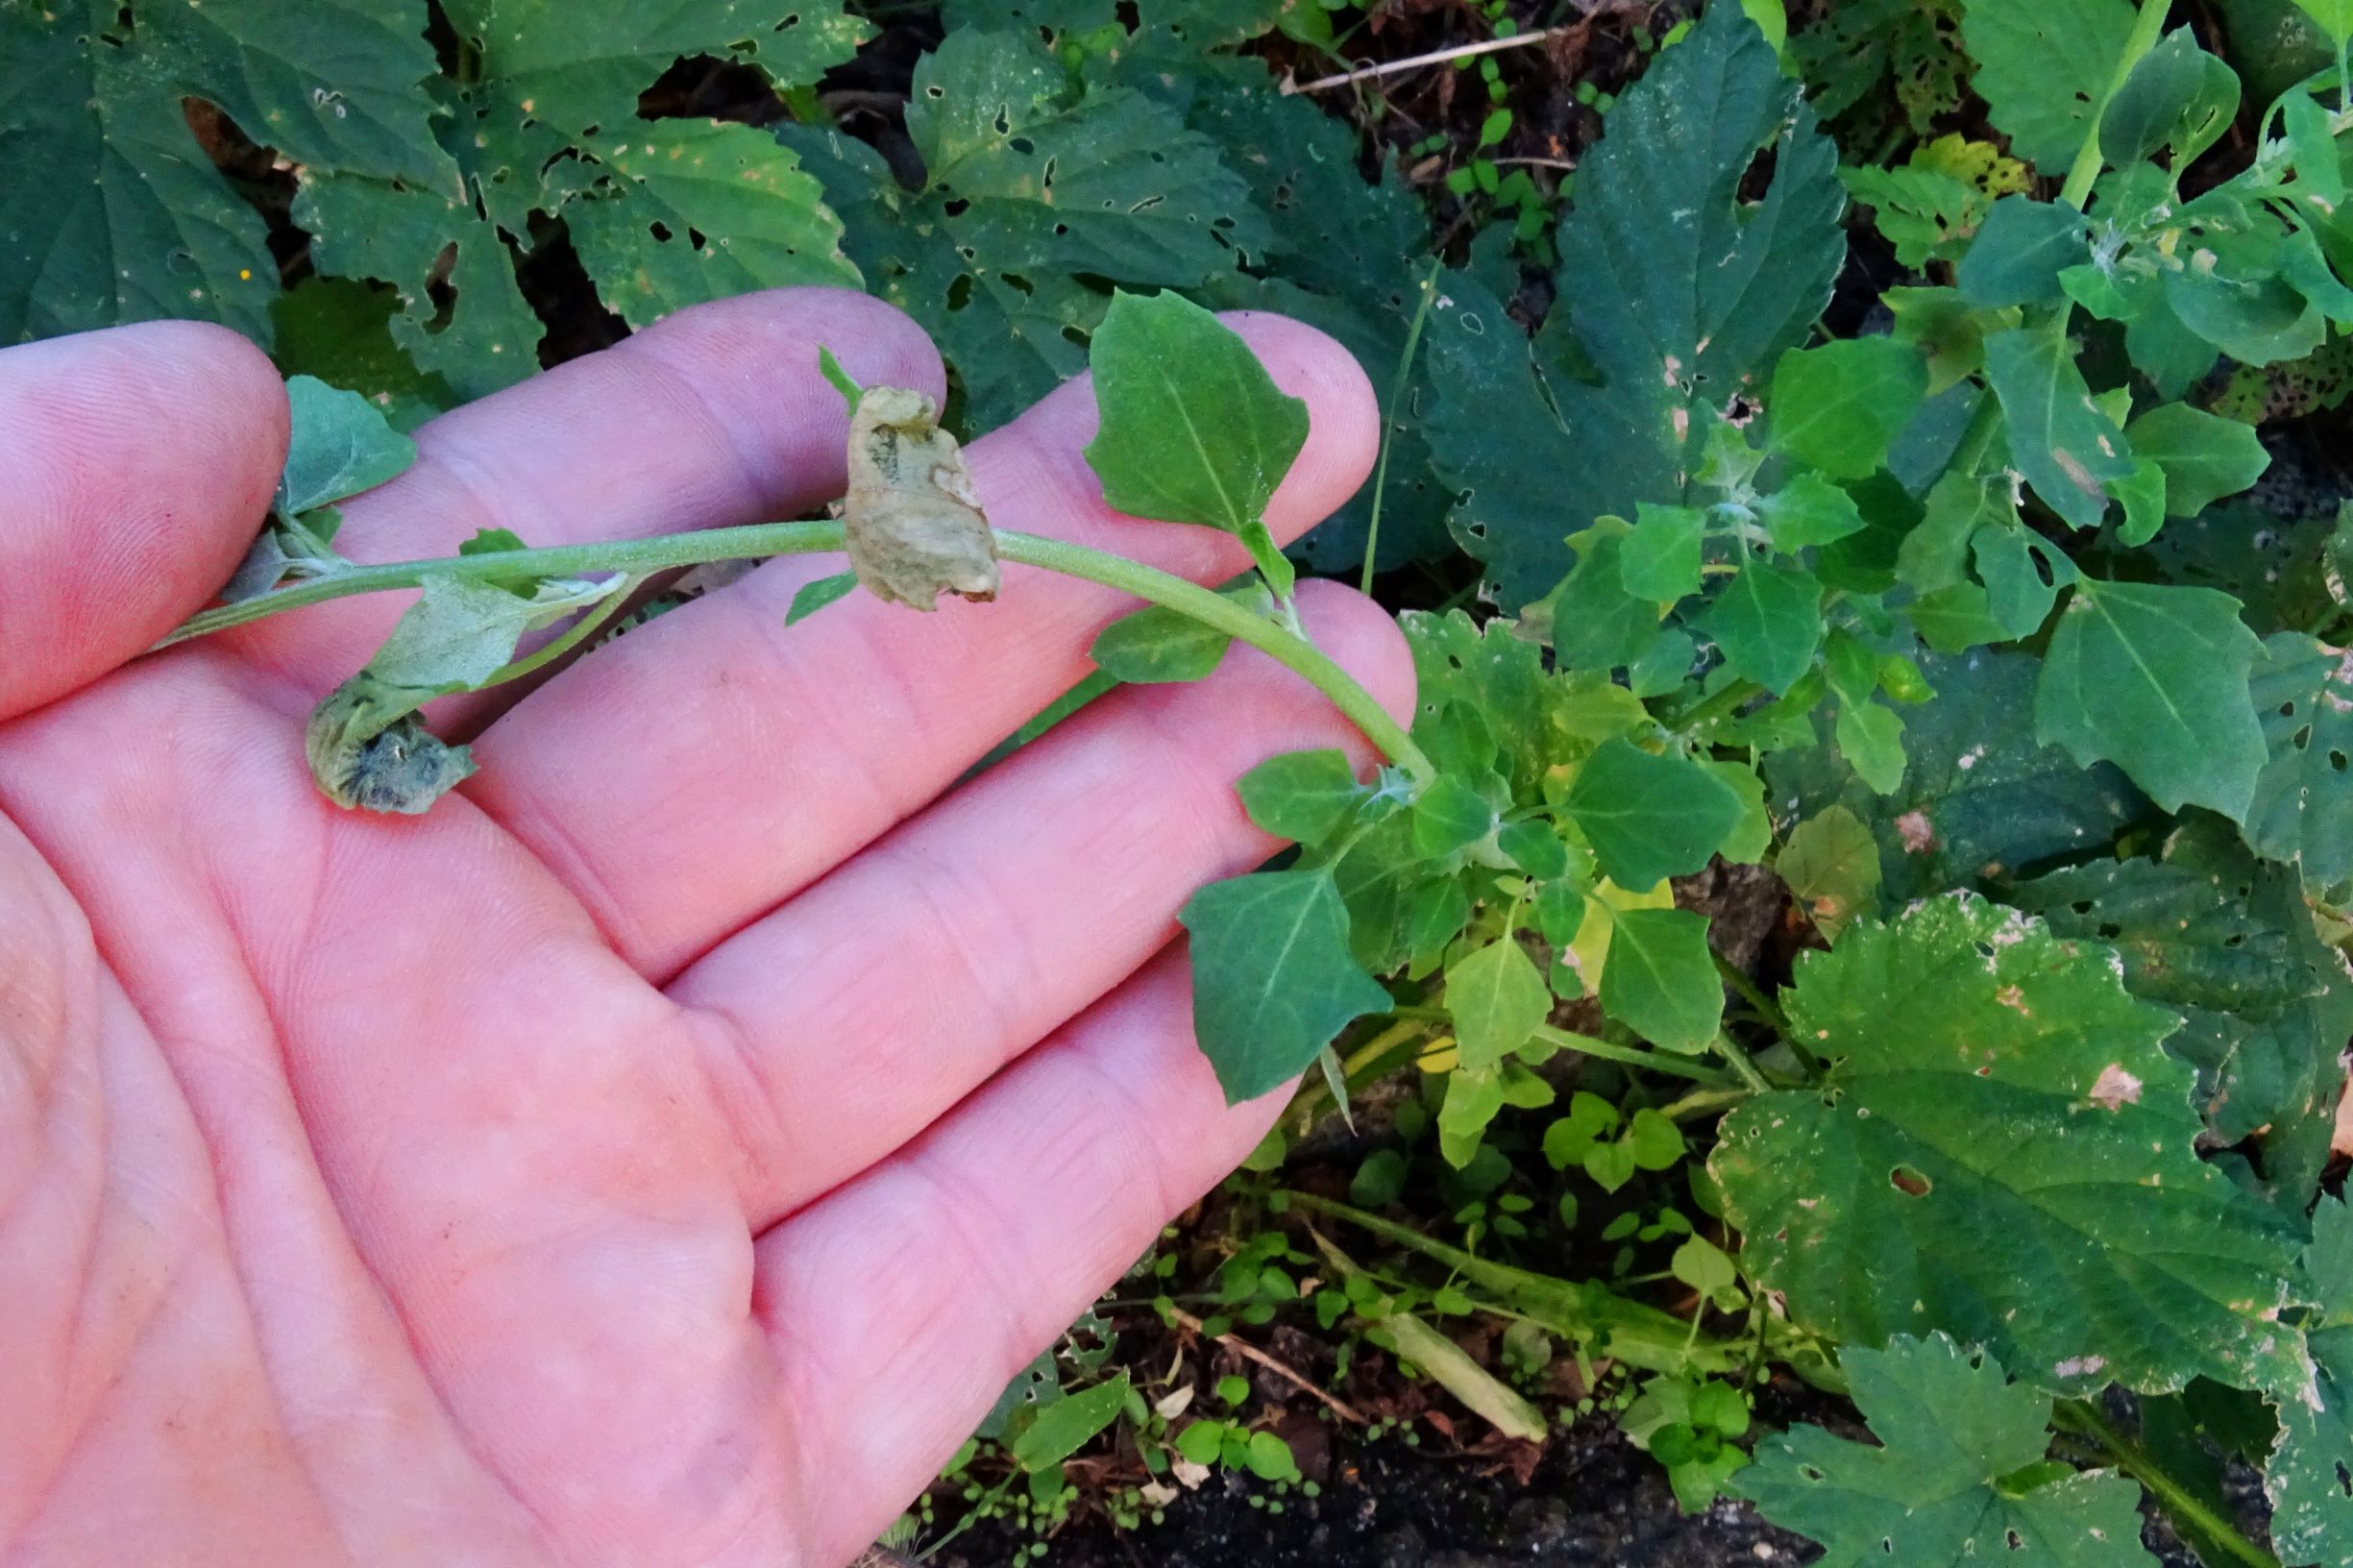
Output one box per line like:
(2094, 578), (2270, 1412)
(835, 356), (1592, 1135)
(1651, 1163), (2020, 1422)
(1422, 1), (1844, 606)
(1180, 868), (1391, 1104)
(2034, 578), (2266, 818)
(1447, 936), (1554, 1074)
(2246, 631), (2353, 888)
(1565, 739), (1745, 892)
(1711, 893), (2312, 1402)
(1736, 1335), (2162, 1567)
(1597, 907), (1722, 1053)
(1009, 1373), (1131, 1472)
(2268, 1198), (2353, 1563)
(1963, 0), (2137, 170)
(0, 6), (277, 345)
(1086, 290), (1310, 537)
(843, 386), (999, 610)
(1983, 321), (2137, 530)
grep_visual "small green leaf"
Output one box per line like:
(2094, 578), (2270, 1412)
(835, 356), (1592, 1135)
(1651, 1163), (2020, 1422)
(1627, 1107), (1686, 1170)
(1620, 504), (1708, 601)
(1411, 774), (1497, 859)
(1180, 869), (1391, 1104)
(817, 346), (864, 414)
(1699, 561), (1823, 693)
(2101, 29), (2242, 166)
(1565, 739), (1746, 891)
(1955, 198), (2090, 308)
(1011, 1374), (1132, 1472)
(1778, 803), (1883, 938)
(1755, 473), (1868, 551)
(1497, 818), (1571, 879)
(2123, 404), (2271, 518)
(277, 375), (419, 519)
(2034, 578), (2266, 818)
(2291, 0), (2353, 49)
(1091, 603), (1235, 683)
(1238, 748), (1364, 845)
(1672, 1236), (1737, 1294)
(1447, 936), (1554, 1073)
(1599, 908), (1723, 1052)
(1736, 1335), (2162, 1567)
(786, 571), (860, 626)
(2165, 268), (2327, 367)
(1982, 321), (2136, 530)
(2246, 631), (2353, 887)
(1085, 290), (1311, 536)
(1769, 338), (1929, 479)
(1835, 699), (1908, 796)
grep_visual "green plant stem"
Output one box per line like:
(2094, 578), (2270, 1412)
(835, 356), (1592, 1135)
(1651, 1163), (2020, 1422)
(2051, 1400), (2281, 1568)
(475, 574), (652, 691)
(2057, 0), (2176, 210)
(1654, 1085), (1752, 1122)
(1360, 257), (1446, 596)
(1710, 952), (1788, 1041)
(162, 522), (1437, 787)
(1665, 677), (1762, 733)
(1385, 1005), (1735, 1086)
(1709, 1029), (1777, 1095)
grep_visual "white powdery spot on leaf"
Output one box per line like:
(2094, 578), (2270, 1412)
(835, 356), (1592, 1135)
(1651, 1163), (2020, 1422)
(1895, 810), (1938, 852)
(2053, 1355), (2106, 1379)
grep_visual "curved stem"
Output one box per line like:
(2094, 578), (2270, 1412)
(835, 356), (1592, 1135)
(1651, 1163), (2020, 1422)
(160, 521), (1436, 785)
(1360, 257), (1445, 596)
(2051, 1400), (2281, 1568)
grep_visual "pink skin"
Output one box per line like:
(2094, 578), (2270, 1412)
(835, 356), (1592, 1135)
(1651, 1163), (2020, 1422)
(0, 293), (1412, 1568)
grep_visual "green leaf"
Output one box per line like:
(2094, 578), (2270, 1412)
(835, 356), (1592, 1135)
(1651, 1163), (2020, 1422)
(1755, 473), (1869, 551)
(1699, 561), (1823, 694)
(786, 571), (860, 626)
(1834, 699), (1909, 796)
(2268, 1199), (2353, 1561)
(1962, 0), (2137, 170)
(1981, 321), (2136, 530)
(1180, 869), (1391, 1104)
(277, 376), (420, 519)
(1086, 291), (1311, 536)
(0, 6), (277, 344)
(2165, 268), (2328, 367)
(1711, 894), (2311, 1400)
(1735, 1335), (2162, 1567)
(2122, 404), (2271, 518)
(1423, 1), (1844, 605)
(1447, 937), (1554, 1074)
(1627, 1107), (1686, 1170)
(1778, 803), (1883, 937)
(1091, 602), (1236, 683)
(2034, 578), (2267, 818)
(2101, 28), (2242, 166)
(1010, 1373), (1131, 1472)
(1410, 774), (1497, 860)
(1598, 907), (1723, 1052)
(2246, 630), (2353, 887)
(1953, 197), (2091, 308)
(1372, 1312), (1547, 1440)
(2290, 0), (2353, 48)
(270, 280), (456, 433)
(137, 0), (452, 184)
(1769, 338), (1930, 480)
(560, 121), (857, 329)
(1564, 739), (1745, 891)
(1237, 749), (1364, 845)
(1620, 504), (1708, 601)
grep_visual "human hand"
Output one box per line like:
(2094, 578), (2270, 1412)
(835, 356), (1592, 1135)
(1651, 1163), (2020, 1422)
(0, 292), (1409, 1566)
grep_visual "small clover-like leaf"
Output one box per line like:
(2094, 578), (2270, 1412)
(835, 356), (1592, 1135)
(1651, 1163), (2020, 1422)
(844, 385), (1000, 610)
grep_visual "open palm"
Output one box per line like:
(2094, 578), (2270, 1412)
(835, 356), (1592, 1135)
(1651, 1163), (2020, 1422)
(0, 291), (1409, 1567)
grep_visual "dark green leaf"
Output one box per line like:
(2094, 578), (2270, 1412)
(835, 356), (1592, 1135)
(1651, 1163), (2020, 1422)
(1712, 894), (2311, 1400)
(1955, 198), (2091, 308)
(1736, 1335), (2162, 1567)
(2165, 268), (2328, 367)
(2034, 578), (2266, 818)
(2123, 403), (2271, 518)
(2101, 28), (2242, 166)
(1982, 321), (2136, 530)
(277, 376), (419, 519)
(2247, 630), (2353, 887)
(1181, 868), (1391, 1104)
(1963, 0), (2137, 169)
(1411, 774), (1497, 860)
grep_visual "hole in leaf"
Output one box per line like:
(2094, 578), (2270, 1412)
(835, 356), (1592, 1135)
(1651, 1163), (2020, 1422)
(2294, 723), (2314, 750)
(944, 199), (970, 218)
(2333, 750), (2349, 773)
(1889, 1165), (1931, 1197)
(649, 220), (673, 242)
(945, 274), (973, 311)
(2007, 1530), (2024, 1550)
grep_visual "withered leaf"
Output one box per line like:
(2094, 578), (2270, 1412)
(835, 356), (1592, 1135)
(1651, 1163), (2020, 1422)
(844, 385), (999, 610)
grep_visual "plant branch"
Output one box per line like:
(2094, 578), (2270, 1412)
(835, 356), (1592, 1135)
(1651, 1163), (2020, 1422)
(2051, 1400), (2281, 1568)
(160, 522), (1437, 787)
(1361, 257), (1445, 596)
(1385, 1005), (1737, 1085)
(1166, 1307), (1371, 1424)
(1285, 27), (1572, 94)
(2058, 0), (2176, 210)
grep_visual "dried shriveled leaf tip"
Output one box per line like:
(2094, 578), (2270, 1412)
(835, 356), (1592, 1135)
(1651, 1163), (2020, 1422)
(844, 385), (999, 611)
